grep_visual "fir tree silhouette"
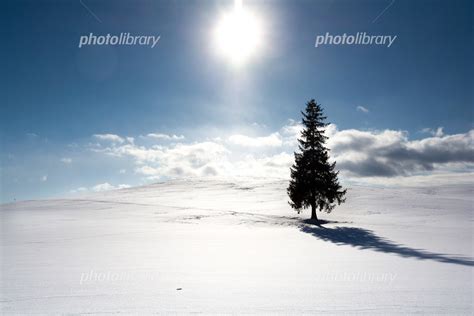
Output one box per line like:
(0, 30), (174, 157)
(288, 99), (346, 224)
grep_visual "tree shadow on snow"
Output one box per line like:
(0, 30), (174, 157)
(299, 222), (474, 267)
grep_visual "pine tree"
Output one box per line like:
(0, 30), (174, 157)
(287, 99), (346, 224)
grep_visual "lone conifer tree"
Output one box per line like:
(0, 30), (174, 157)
(288, 99), (346, 223)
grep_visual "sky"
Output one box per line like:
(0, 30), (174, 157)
(1, 0), (473, 202)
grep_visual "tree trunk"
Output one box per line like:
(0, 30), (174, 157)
(311, 202), (318, 223)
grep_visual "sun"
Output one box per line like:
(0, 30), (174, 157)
(213, 0), (263, 66)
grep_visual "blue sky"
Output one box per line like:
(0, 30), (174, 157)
(1, 0), (473, 202)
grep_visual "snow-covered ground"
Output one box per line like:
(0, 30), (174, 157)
(1, 178), (473, 314)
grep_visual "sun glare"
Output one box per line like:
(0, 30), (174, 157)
(213, 0), (263, 66)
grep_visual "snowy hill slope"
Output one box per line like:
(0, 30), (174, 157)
(1, 178), (473, 314)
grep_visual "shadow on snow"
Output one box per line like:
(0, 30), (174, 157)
(299, 221), (474, 267)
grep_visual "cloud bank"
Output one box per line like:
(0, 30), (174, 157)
(327, 128), (473, 177)
(88, 123), (474, 182)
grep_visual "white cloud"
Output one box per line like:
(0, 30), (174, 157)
(60, 157), (72, 164)
(92, 182), (130, 192)
(280, 119), (303, 146)
(41, 175), (48, 182)
(70, 183), (131, 194)
(228, 133), (282, 147)
(130, 142), (230, 179)
(251, 122), (267, 129)
(146, 133), (185, 141)
(356, 105), (369, 113)
(93, 134), (125, 143)
(421, 127), (444, 137)
(69, 187), (88, 194)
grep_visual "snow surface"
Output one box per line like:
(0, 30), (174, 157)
(1, 178), (473, 314)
